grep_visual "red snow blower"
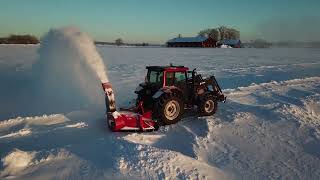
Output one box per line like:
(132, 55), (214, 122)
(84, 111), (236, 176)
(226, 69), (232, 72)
(102, 65), (226, 132)
(102, 82), (158, 131)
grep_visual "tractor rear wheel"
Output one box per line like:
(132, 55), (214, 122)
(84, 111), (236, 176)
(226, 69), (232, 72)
(154, 93), (184, 125)
(198, 94), (217, 116)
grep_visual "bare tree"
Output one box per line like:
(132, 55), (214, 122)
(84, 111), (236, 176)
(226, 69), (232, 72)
(198, 28), (220, 40)
(198, 29), (211, 37)
(217, 26), (228, 40)
(228, 28), (240, 39)
(209, 28), (220, 40)
(216, 26), (240, 40)
(115, 38), (124, 46)
(199, 26), (240, 41)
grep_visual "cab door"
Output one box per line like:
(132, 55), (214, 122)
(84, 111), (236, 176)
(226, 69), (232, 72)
(174, 71), (189, 101)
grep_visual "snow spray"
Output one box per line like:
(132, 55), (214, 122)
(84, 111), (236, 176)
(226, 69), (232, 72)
(34, 27), (115, 111)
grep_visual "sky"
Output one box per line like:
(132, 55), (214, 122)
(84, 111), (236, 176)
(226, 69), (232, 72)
(0, 0), (320, 43)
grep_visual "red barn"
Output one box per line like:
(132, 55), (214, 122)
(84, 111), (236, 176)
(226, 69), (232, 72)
(167, 36), (217, 48)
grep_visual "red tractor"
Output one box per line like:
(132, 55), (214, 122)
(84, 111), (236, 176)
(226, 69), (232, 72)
(102, 65), (226, 131)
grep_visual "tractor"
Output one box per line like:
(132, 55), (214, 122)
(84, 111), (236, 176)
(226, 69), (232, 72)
(102, 65), (226, 131)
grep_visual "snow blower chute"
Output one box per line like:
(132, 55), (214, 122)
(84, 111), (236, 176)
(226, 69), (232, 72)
(102, 65), (225, 132)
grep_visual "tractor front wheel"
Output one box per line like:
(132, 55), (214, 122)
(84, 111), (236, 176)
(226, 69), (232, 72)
(198, 94), (217, 116)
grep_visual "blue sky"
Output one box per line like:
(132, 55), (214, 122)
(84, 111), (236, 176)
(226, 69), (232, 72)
(0, 0), (319, 43)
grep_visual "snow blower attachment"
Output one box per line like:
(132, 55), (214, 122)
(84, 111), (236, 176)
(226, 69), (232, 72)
(102, 65), (226, 132)
(102, 82), (158, 131)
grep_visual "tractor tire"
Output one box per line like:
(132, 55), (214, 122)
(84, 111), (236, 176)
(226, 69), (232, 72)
(154, 93), (184, 125)
(198, 94), (218, 116)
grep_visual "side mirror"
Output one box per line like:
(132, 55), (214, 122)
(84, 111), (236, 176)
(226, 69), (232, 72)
(192, 68), (197, 76)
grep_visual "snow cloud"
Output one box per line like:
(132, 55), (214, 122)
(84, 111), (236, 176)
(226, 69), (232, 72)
(33, 26), (109, 111)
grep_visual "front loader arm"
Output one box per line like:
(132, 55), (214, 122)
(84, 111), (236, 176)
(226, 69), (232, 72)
(206, 76), (226, 102)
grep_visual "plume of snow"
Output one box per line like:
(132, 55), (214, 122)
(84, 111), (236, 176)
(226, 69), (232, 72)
(33, 26), (109, 108)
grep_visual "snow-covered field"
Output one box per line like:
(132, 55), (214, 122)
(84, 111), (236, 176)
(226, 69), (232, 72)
(1, 45), (320, 179)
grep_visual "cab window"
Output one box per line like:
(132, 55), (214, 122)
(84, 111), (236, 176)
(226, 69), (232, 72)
(165, 72), (186, 86)
(148, 71), (163, 84)
(175, 72), (186, 82)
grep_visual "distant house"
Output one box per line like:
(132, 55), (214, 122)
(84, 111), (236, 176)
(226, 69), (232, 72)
(219, 39), (242, 48)
(167, 36), (217, 48)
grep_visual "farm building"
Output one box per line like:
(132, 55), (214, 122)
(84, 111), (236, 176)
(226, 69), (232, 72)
(167, 36), (217, 48)
(218, 39), (242, 48)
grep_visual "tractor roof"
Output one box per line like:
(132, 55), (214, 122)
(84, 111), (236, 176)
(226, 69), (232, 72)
(146, 65), (189, 72)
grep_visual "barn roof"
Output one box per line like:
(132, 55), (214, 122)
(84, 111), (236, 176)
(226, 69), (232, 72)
(221, 39), (241, 45)
(167, 36), (208, 43)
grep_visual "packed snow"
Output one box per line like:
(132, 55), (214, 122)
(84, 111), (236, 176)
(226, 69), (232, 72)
(1, 29), (320, 179)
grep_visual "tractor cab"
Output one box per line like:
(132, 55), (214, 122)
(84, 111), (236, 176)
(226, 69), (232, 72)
(136, 65), (190, 109)
(145, 65), (188, 87)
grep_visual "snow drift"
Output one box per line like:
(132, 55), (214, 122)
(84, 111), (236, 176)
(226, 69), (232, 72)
(1, 148), (74, 178)
(1, 149), (36, 177)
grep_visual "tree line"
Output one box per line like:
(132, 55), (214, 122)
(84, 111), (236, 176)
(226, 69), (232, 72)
(95, 38), (153, 47)
(198, 26), (240, 41)
(0, 34), (39, 44)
